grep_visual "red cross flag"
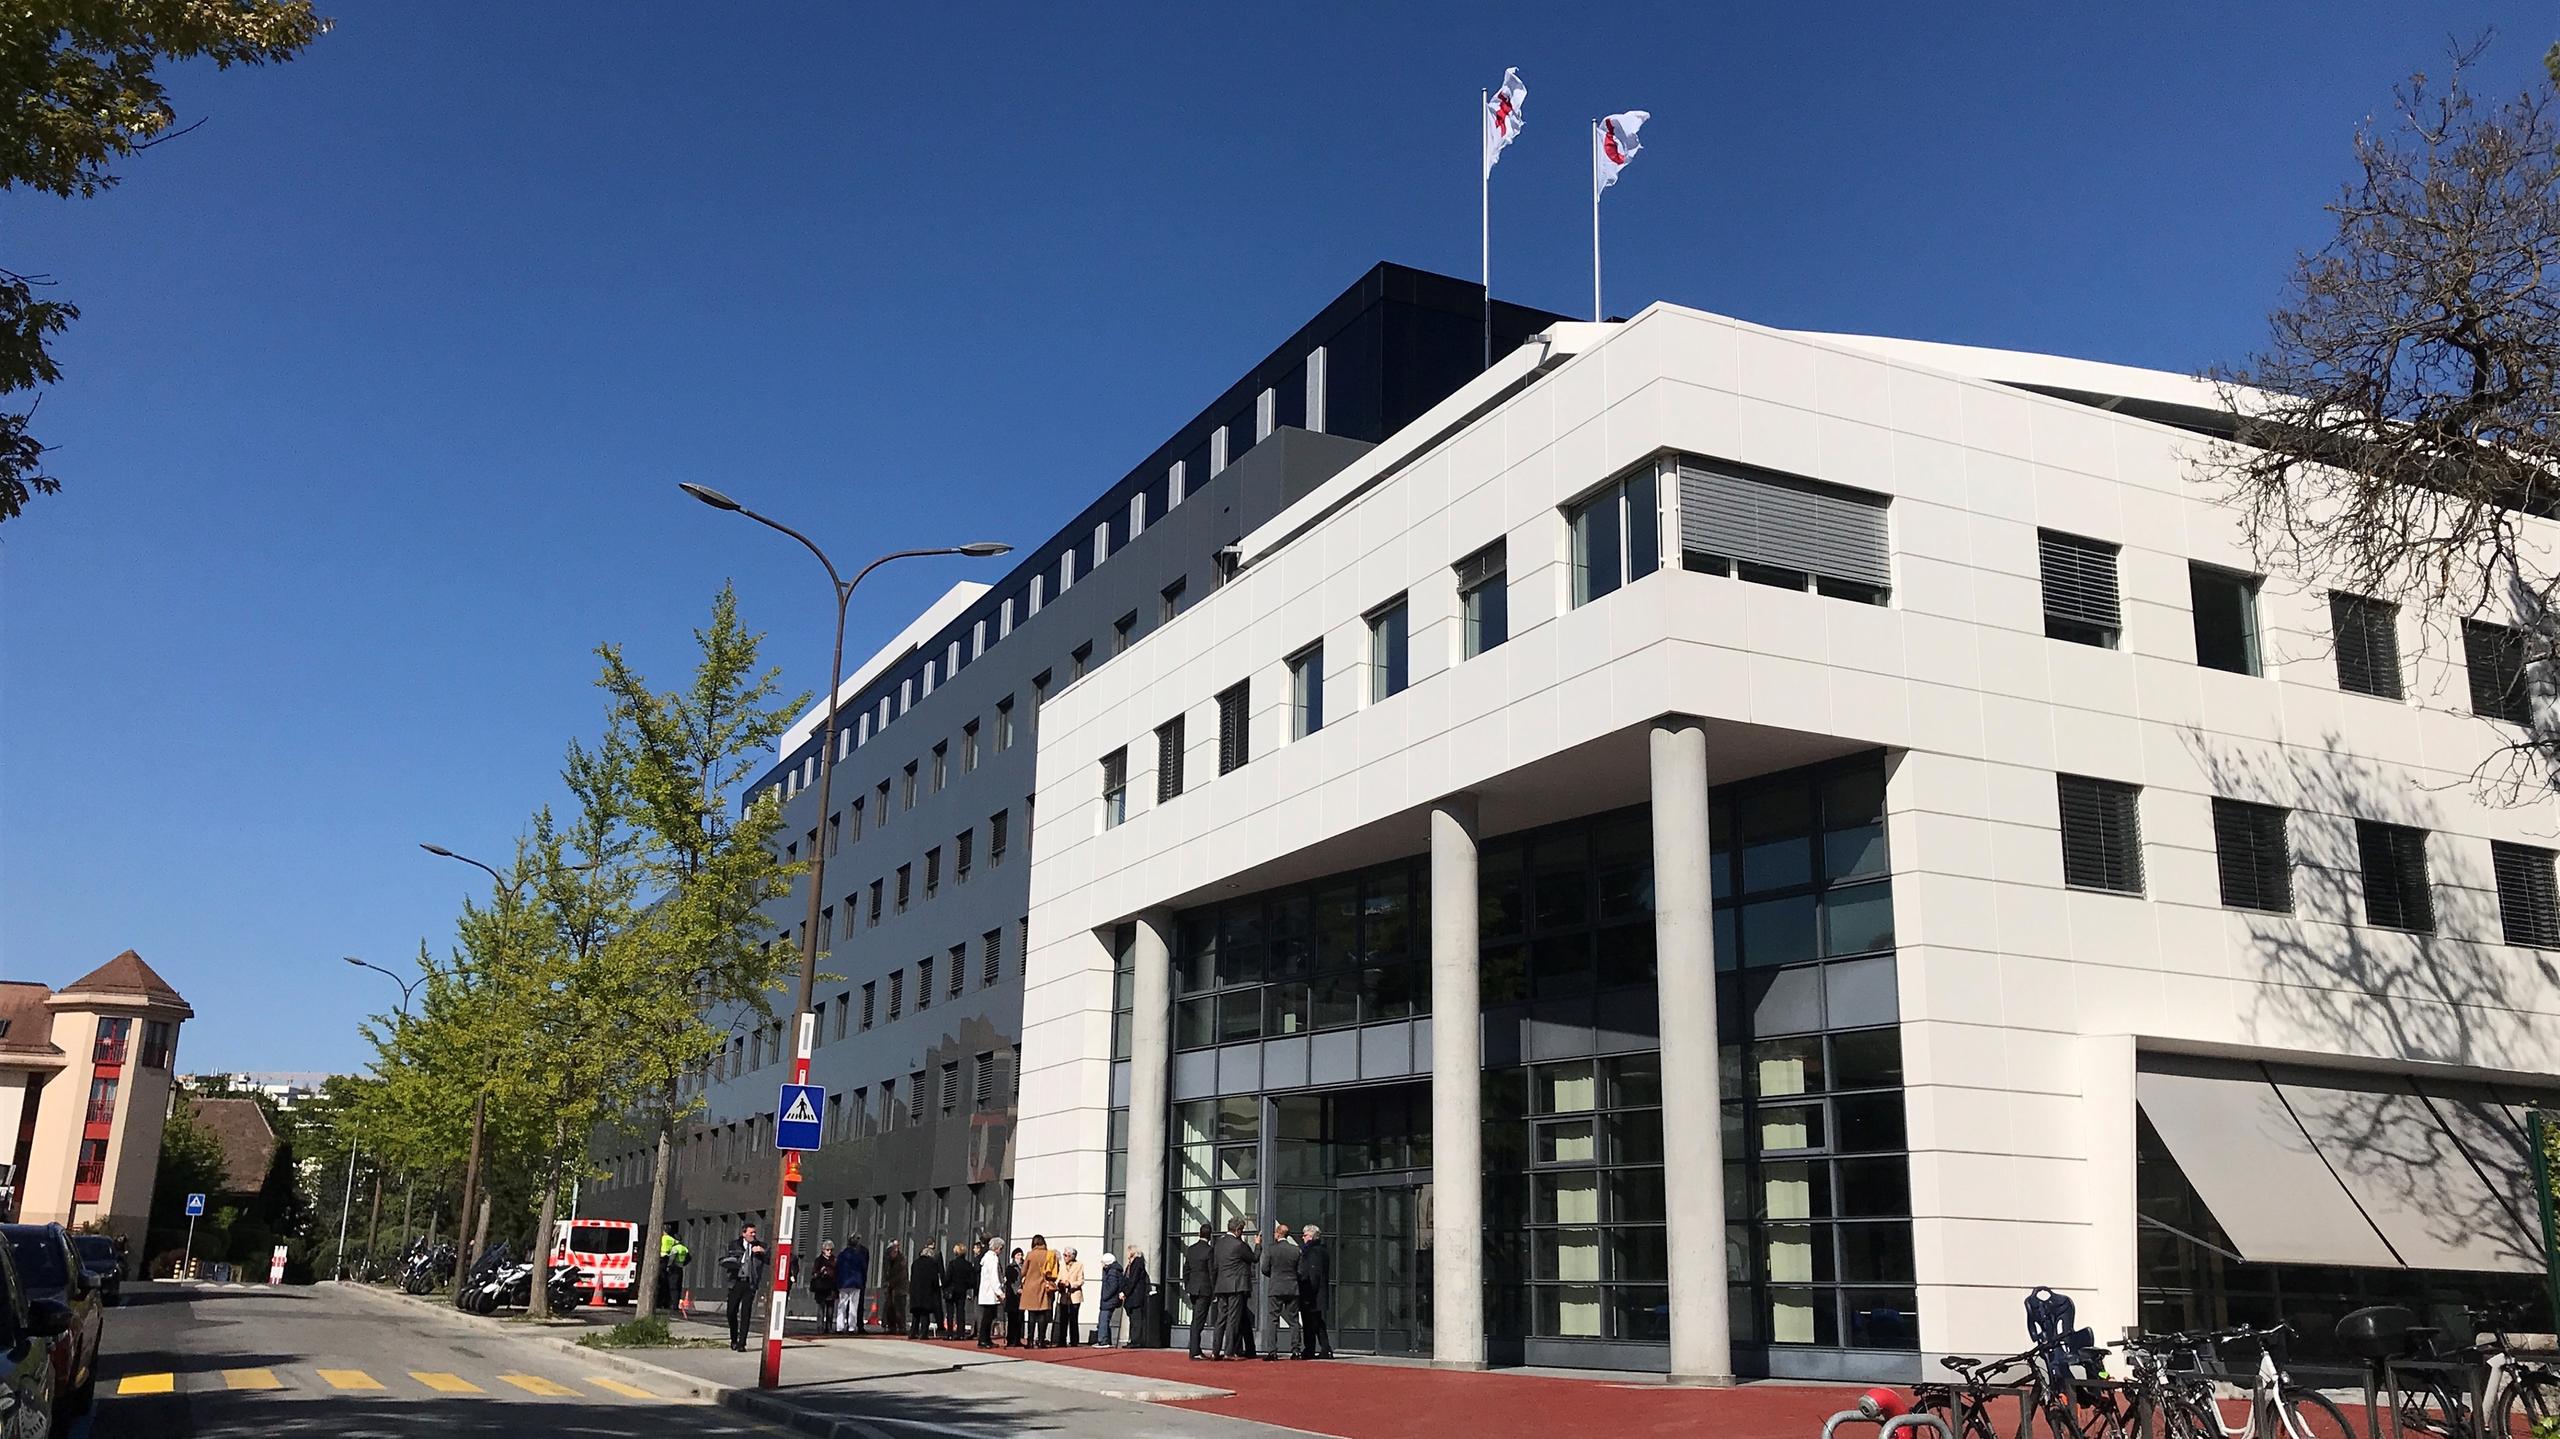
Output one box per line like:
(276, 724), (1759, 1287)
(1595, 110), (1649, 192)
(1483, 68), (1528, 178)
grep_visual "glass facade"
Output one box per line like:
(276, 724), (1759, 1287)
(1108, 752), (1912, 1374)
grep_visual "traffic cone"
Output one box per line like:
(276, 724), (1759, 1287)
(588, 1283), (603, 1309)
(680, 1290), (692, 1319)
(868, 1294), (879, 1332)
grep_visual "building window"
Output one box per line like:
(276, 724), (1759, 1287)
(1675, 459), (1890, 604)
(2190, 565), (2262, 676)
(86, 1076), (119, 1125)
(1033, 670), (1052, 711)
(880, 1080), (897, 1131)
(982, 928), (1002, 985)
(909, 1070), (928, 1123)
(833, 993), (849, 1040)
(1458, 540), (1509, 658)
(931, 742), (948, 793)
(848, 797), (863, 843)
(1568, 469), (1662, 606)
(827, 813), (842, 857)
(1289, 643), (1324, 739)
(962, 720), (980, 773)
(861, 982), (875, 1029)
(936, 1061), (958, 1117)
(2209, 799), (2292, 913)
(2493, 842), (2560, 948)
(974, 1051), (998, 1109)
(1368, 597), (1409, 702)
(995, 697), (1015, 751)
(139, 1020), (174, 1068)
(2354, 820), (2434, 933)
(868, 879), (883, 926)
(889, 970), (904, 1020)
(1157, 717), (1186, 802)
(924, 847), (941, 897)
(2056, 774), (2144, 894)
(1101, 748), (1129, 829)
(902, 762), (918, 810)
(948, 943), (965, 997)
(918, 957), (934, 1008)
(1072, 642), (1093, 681)
(1114, 612), (1136, 656)
(876, 779), (891, 823)
(75, 1138), (107, 1189)
(1217, 683), (1251, 775)
(2038, 530), (2122, 648)
(956, 828), (973, 882)
(92, 1016), (130, 1065)
(896, 864), (911, 912)
(1161, 578), (1188, 623)
(990, 809), (1009, 864)
(2331, 592), (2402, 699)
(2464, 618), (2539, 724)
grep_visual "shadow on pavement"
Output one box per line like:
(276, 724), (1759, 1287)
(93, 1394), (769, 1439)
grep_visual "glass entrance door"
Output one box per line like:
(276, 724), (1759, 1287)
(1331, 1174), (1431, 1356)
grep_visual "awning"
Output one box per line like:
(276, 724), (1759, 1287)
(2139, 1058), (2547, 1276)
(2136, 1066), (2397, 1268)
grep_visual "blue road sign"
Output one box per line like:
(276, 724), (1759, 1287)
(775, 1083), (824, 1152)
(185, 1193), (206, 1217)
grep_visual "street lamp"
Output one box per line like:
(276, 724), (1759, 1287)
(344, 955), (425, 1015)
(680, 479), (1007, 1387)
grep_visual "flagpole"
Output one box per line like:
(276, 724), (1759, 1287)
(1480, 88), (1492, 370)
(1591, 119), (1603, 322)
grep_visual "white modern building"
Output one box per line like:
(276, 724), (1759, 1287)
(607, 264), (2560, 1381)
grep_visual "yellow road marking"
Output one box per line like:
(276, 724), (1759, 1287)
(586, 1376), (655, 1399)
(222, 1368), (282, 1391)
(116, 1373), (175, 1395)
(411, 1371), (483, 1393)
(499, 1373), (579, 1397)
(316, 1368), (385, 1391)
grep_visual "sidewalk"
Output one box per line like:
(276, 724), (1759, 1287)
(684, 1315), (1872, 1439)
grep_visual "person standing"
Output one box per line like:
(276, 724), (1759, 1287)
(1296, 1224), (1333, 1359)
(1089, 1251), (1122, 1346)
(879, 1240), (908, 1336)
(1259, 1223), (1302, 1361)
(942, 1238), (972, 1337)
(908, 1241), (945, 1340)
(1209, 1219), (1253, 1359)
(1019, 1235), (1056, 1345)
(1054, 1247), (1087, 1347)
(720, 1223), (769, 1352)
(836, 1236), (869, 1335)
(1119, 1246), (1153, 1348)
(657, 1229), (690, 1312)
(810, 1240), (841, 1333)
(1182, 1225), (1217, 1359)
(1004, 1246), (1026, 1347)
(975, 1238), (1006, 1347)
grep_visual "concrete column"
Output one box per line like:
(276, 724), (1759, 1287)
(1429, 793), (1486, 1370)
(1124, 913), (1175, 1290)
(1652, 716), (1734, 1385)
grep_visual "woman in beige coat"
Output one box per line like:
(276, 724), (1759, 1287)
(1019, 1236), (1057, 1347)
(1053, 1248), (1088, 1347)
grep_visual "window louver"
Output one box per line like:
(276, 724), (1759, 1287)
(2209, 798), (2292, 913)
(2331, 592), (2403, 700)
(1678, 461), (1889, 590)
(2492, 841), (2560, 947)
(2057, 774), (2143, 893)
(2354, 820), (2434, 932)
(2039, 531), (2122, 644)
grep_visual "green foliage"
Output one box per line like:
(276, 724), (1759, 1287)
(577, 1315), (679, 1349)
(0, 0), (327, 522)
(145, 1100), (230, 1259)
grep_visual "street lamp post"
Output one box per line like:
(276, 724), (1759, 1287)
(343, 955), (423, 1284)
(415, 842), (522, 1305)
(679, 479), (1007, 1389)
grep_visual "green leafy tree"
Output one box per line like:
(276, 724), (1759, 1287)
(592, 584), (805, 1321)
(0, 0), (329, 522)
(144, 1097), (229, 1266)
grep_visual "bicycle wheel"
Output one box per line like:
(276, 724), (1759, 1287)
(2495, 1372), (2560, 1439)
(2276, 1386), (2357, 1439)
(2154, 1393), (2220, 1439)
(1913, 1394), (2001, 1439)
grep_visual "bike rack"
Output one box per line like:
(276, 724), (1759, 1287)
(1820, 1409), (1954, 1439)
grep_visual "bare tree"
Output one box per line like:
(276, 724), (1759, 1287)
(2210, 39), (2560, 798)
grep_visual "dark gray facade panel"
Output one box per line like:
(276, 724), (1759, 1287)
(1310, 1030), (1360, 1086)
(1825, 955), (1899, 1029)
(1171, 1049), (1217, 1101)
(1217, 1044), (1262, 1096)
(1262, 1036), (1310, 1091)
(1358, 1021), (1412, 1079)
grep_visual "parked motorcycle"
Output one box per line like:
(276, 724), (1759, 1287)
(400, 1241), (456, 1295)
(461, 1255), (588, 1315)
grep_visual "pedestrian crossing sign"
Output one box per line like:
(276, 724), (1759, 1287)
(775, 1083), (824, 1152)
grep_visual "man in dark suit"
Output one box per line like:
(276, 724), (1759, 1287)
(1258, 1222), (1303, 1361)
(1296, 1224), (1333, 1359)
(1210, 1218), (1254, 1359)
(1182, 1224), (1217, 1359)
(720, 1223), (769, 1352)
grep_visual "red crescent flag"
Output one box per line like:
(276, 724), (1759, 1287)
(1483, 68), (1527, 179)
(1595, 110), (1649, 193)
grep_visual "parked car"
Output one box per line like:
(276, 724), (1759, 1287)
(0, 1239), (71, 1438)
(67, 1239), (119, 1308)
(0, 1227), (96, 1417)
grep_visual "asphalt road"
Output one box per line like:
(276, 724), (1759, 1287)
(80, 1281), (780, 1439)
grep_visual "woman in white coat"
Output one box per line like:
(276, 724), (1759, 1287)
(974, 1238), (1007, 1348)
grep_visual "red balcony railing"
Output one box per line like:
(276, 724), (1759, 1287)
(85, 1101), (116, 1125)
(91, 1038), (127, 1065)
(74, 1160), (105, 1187)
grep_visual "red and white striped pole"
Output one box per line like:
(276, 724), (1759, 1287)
(759, 1010), (816, 1388)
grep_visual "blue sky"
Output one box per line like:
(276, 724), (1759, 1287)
(3, 4), (2549, 1072)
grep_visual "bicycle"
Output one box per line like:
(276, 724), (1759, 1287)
(1912, 1347), (2037, 1439)
(2133, 1324), (2353, 1439)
